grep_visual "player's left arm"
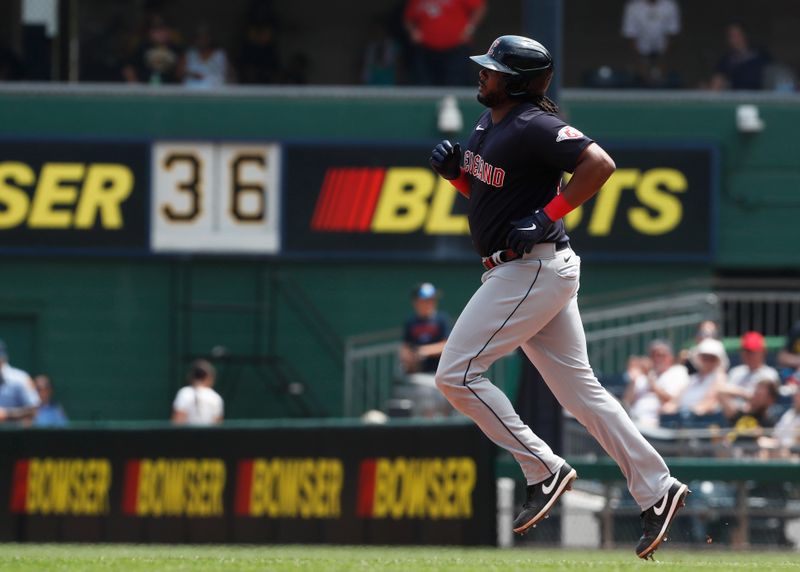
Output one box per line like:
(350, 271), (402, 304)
(507, 143), (615, 254)
(543, 143), (615, 221)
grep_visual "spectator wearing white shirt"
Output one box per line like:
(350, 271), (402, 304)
(718, 332), (779, 408)
(771, 388), (800, 453)
(172, 359), (224, 426)
(621, 0), (681, 86)
(670, 337), (728, 417)
(180, 25), (232, 89)
(624, 339), (689, 428)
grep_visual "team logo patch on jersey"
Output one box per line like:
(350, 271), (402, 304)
(556, 126), (583, 142)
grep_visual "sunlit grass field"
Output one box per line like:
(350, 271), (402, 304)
(0, 544), (798, 571)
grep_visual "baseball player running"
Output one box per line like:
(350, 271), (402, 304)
(428, 35), (688, 559)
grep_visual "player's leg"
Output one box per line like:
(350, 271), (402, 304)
(521, 294), (674, 509)
(435, 256), (574, 486)
(521, 292), (689, 557)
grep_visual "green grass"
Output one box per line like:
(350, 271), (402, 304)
(0, 544), (798, 571)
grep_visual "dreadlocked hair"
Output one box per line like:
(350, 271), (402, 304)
(529, 94), (559, 114)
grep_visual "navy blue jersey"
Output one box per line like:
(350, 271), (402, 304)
(462, 102), (593, 257)
(403, 312), (450, 373)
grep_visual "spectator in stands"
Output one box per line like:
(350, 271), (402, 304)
(237, 10), (282, 84)
(403, 0), (486, 86)
(623, 354), (652, 388)
(122, 14), (182, 85)
(710, 23), (772, 91)
(397, 282), (452, 417)
(718, 331), (779, 405)
(678, 319), (719, 375)
(722, 377), (779, 443)
(400, 283), (449, 375)
(669, 337), (727, 417)
(0, 339), (40, 425)
(624, 339), (689, 428)
(32, 375), (68, 427)
(362, 19), (400, 85)
(777, 319), (800, 371)
(180, 25), (233, 89)
(772, 387), (800, 453)
(621, 0), (681, 87)
(171, 359), (224, 426)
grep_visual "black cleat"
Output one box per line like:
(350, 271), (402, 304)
(636, 481), (690, 559)
(513, 461), (577, 534)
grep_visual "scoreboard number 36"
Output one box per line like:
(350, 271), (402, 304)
(151, 142), (281, 253)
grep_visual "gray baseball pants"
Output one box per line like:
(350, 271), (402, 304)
(435, 242), (673, 510)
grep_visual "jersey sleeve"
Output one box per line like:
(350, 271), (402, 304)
(522, 113), (594, 173)
(173, 386), (192, 412)
(212, 391), (224, 419)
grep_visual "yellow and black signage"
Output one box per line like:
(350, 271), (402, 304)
(10, 457), (111, 515)
(563, 147), (715, 260)
(1, 425), (495, 545)
(356, 457), (476, 519)
(283, 144), (715, 261)
(235, 457), (343, 518)
(0, 141), (148, 251)
(122, 458), (225, 517)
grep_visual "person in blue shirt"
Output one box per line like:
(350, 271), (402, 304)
(400, 282), (450, 375)
(396, 282), (452, 417)
(33, 375), (68, 427)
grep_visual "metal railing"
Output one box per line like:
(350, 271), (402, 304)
(716, 289), (800, 338)
(581, 291), (720, 379)
(344, 286), (800, 417)
(343, 328), (514, 417)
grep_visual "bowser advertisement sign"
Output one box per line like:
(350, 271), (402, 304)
(283, 143), (716, 261)
(0, 424), (495, 545)
(0, 140), (149, 252)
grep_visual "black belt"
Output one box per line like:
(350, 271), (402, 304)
(481, 241), (569, 270)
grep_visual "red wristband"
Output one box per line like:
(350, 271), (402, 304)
(543, 193), (575, 221)
(450, 171), (470, 198)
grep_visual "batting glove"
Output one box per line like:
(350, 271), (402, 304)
(429, 140), (462, 180)
(507, 210), (554, 255)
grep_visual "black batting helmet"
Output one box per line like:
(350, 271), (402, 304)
(470, 35), (553, 96)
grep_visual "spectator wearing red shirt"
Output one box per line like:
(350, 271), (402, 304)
(404, 0), (486, 86)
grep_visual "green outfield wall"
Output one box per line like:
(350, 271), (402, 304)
(0, 87), (795, 420)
